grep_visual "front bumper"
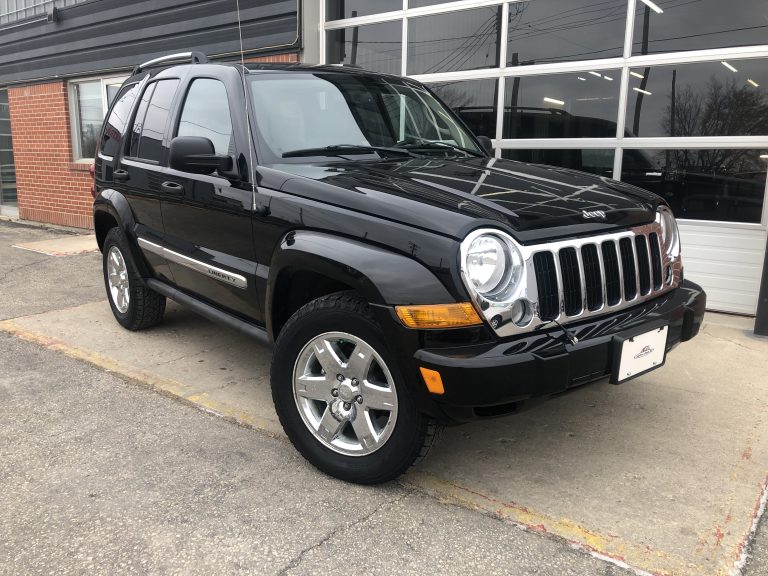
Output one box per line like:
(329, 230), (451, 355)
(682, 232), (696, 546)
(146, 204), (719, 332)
(414, 280), (706, 422)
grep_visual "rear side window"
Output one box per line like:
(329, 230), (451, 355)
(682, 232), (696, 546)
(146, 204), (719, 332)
(99, 82), (139, 158)
(177, 79), (234, 156)
(129, 79), (179, 163)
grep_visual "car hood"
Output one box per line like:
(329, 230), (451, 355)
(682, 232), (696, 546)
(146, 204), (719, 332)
(274, 156), (660, 241)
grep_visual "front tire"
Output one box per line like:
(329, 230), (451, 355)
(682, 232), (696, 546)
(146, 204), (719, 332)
(271, 292), (440, 484)
(102, 227), (166, 331)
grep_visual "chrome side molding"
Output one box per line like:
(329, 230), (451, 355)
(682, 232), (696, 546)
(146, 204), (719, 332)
(137, 237), (247, 290)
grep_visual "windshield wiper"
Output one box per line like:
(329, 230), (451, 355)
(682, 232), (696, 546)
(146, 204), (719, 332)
(282, 144), (420, 159)
(396, 138), (485, 158)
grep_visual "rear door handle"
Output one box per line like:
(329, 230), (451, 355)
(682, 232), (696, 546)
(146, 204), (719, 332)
(113, 169), (129, 182)
(161, 181), (185, 195)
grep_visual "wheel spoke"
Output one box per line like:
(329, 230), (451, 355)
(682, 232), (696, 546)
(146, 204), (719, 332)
(316, 407), (346, 443)
(345, 341), (373, 378)
(312, 339), (344, 376)
(351, 410), (378, 450)
(295, 374), (334, 402)
(362, 382), (395, 411)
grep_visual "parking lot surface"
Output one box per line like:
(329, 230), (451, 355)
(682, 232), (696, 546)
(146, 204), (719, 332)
(1, 219), (767, 575)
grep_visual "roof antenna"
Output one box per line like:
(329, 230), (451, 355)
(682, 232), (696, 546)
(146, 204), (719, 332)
(235, 0), (258, 210)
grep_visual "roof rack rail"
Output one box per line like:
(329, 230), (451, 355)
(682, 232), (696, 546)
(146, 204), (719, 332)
(132, 51), (208, 75)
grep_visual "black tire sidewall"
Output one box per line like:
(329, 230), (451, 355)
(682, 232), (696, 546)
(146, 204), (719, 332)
(272, 301), (425, 484)
(102, 227), (140, 330)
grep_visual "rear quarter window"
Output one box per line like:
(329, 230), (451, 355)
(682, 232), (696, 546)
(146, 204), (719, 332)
(99, 82), (140, 158)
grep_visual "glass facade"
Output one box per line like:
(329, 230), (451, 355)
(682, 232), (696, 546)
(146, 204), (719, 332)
(326, 21), (402, 75)
(407, 7), (502, 74)
(621, 148), (767, 224)
(323, 0), (768, 227)
(507, 0), (626, 65)
(0, 89), (16, 211)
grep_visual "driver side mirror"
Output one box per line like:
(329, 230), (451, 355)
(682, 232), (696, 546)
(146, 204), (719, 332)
(169, 136), (234, 175)
(476, 135), (493, 155)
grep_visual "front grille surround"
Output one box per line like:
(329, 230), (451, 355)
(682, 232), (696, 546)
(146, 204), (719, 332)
(460, 219), (682, 338)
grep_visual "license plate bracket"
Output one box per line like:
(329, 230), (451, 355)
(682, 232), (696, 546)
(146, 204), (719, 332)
(610, 320), (669, 384)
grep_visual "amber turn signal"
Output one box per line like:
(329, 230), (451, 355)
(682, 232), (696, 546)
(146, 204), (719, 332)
(395, 302), (482, 329)
(419, 367), (445, 395)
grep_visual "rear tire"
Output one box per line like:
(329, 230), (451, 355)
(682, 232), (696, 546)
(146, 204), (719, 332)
(271, 292), (440, 484)
(102, 227), (166, 331)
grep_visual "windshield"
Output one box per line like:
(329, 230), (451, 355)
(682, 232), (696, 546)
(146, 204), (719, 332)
(248, 72), (484, 162)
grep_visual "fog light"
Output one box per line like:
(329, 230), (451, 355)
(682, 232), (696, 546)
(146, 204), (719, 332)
(510, 299), (532, 326)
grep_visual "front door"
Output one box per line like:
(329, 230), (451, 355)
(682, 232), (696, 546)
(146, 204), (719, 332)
(160, 76), (261, 322)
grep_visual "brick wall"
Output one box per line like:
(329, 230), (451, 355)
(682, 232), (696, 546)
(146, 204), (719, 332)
(8, 81), (93, 229)
(7, 52), (299, 230)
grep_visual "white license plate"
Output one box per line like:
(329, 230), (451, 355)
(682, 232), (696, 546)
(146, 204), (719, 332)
(614, 325), (668, 383)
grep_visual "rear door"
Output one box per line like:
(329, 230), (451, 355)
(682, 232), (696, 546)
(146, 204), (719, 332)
(116, 78), (180, 282)
(160, 72), (261, 322)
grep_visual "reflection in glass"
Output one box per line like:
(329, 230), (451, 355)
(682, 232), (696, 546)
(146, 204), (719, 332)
(326, 0), (401, 21)
(249, 73), (482, 162)
(407, 7), (501, 75)
(100, 83), (139, 158)
(502, 71), (620, 138)
(502, 148), (614, 177)
(428, 79), (498, 138)
(409, 0), (461, 7)
(74, 81), (103, 160)
(621, 148), (767, 223)
(0, 89), (17, 208)
(632, 0), (768, 55)
(507, 0), (626, 66)
(177, 79), (234, 156)
(626, 60), (768, 137)
(137, 80), (179, 163)
(326, 21), (402, 75)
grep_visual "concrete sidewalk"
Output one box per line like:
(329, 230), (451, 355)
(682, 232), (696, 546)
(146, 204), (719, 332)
(2, 219), (767, 575)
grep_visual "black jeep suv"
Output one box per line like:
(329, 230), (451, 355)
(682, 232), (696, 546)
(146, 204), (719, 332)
(92, 52), (706, 484)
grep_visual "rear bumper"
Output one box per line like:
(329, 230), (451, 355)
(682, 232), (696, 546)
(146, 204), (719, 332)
(414, 280), (706, 422)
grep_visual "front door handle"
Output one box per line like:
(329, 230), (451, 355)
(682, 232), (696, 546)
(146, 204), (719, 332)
(113, 169), (129, 182)
(161, 181), (185, 195)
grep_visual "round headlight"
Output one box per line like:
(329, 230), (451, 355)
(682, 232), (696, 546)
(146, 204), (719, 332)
(464, 233), (524, 299)
(657, 206), (680, 258)
(466, 235), (507, 294)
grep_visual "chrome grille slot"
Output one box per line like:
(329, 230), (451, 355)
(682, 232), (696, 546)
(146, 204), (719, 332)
(601, 241), (622, 306)
(649, 232), (663, 290)
(635, 235), (651, 296)
(618, 237), (637, 301)
(581, 244), (603, 311)
(533, 252), (559, 321)
(559, 247), (583, 316)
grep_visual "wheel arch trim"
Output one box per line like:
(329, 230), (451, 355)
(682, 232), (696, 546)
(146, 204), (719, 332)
(265, 230), (454, 338)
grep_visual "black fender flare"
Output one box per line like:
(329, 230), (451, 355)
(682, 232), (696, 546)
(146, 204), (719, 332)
(93, 189), (150, 278)
(265, 230), (455, 335)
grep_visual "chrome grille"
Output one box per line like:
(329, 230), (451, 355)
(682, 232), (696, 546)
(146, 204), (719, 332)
(530, 222), (677, 327)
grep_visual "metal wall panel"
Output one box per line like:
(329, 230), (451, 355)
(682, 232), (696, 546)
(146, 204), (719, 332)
(0, 0), (299, 86)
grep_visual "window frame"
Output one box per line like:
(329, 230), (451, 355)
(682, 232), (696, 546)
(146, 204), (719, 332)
(173, 76), (236, 158)
(68, 74), (128, 162)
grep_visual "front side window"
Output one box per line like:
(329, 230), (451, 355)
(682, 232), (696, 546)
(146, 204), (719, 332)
(69, 76), (128, 160)
(177, 79), (234, 156)
(249, 73), (482, 162)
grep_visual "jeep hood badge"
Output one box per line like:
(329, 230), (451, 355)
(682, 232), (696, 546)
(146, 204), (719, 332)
(582, 209), (607, 220)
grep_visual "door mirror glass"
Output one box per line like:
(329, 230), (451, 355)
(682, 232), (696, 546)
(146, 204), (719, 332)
(169, 136), (232, 175)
